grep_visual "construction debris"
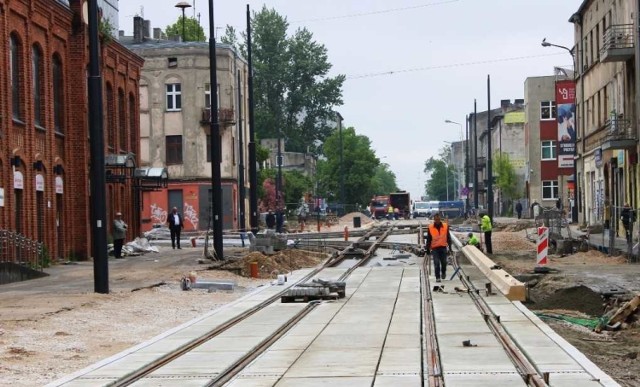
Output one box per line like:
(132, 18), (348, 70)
(596, 293), (640, 333)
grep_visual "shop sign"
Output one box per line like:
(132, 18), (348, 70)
(55, 176), (64, 194)
(13, 171), (24, 190)
(36, 174), (44, 192)
(556, 80), (576, 169)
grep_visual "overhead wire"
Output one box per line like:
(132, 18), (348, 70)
(345, 52), (567, 80)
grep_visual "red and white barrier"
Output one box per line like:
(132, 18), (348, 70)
(537, 226), (548, 266)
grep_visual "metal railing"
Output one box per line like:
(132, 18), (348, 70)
(201, 108), (236, 125)
(601, 24), (634, 52)
(0, 230), (46, 271)
(604, 115), (635, 141)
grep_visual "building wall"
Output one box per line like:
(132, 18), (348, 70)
(0, 0), (142, 260)
(126, 39), (250, 231)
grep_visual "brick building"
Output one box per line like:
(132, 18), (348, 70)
(0, 0), (143, 260)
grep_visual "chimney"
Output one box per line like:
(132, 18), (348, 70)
(514, 98), (524, 106)
(119, 30), (125, 38)
(133, 16), (144, 43)
(143, 20), (151, 39)
(153, 28), (164, 40)
(500, 99), (510, 111)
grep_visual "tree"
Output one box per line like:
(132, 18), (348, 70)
(165, 16), (205, 42)
(223, 7), (345, 154)
(317, 127), (379, 206)
(371, 163), (398, 196)
(493, 152), (518, 214)
(424, 147), (455, 201)
(282, 170), (313, 207)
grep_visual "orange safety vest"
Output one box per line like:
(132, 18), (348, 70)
(428, 223), (449, 249)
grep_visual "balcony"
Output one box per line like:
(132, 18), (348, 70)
(200, 108), (236, 126)
(601, 115), (637, 151)
(600, 24), (634, 63)
(475, 156), (486, 170)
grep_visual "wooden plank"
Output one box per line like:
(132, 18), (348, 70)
(462, 245), (526, 301)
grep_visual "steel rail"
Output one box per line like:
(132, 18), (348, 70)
(205, 301), (320, 386)
(449, 244), (548, 387)
(337, 225), (395, 282)
(420, 251), (444, 386)
(328, 225), (384, 267)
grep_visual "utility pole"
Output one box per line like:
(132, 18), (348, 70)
(276, 136), (283, 232)
(487, 75), (494, 219)
(246, 5), (259, 233)
(465, 114), (470, 213)
(473, 100), (478, 210)
(337, 112), (345, 214)
(88, 0), (108, 294)
(237, 70), (246, 232)
(208, 0), (223, 260)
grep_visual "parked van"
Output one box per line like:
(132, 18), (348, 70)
(413, 201), (439, 218)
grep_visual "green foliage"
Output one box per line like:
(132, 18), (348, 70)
(256, 143), (270, 165)
(493, 152), (518, 201)
(258, 169), (313, 210)
(38, 245), (51, 268)
(224, 6), (345, 153)
(317, 127), (379, 205)
(165, 16), (206, 42)
(424, 147), (455, 201)
(371, 163), (398, 195)
(99, 18), (114, 45)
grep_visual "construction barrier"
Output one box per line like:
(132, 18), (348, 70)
(537, 226), (548, 266)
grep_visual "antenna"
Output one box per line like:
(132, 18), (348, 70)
(140, 6), (144, 18)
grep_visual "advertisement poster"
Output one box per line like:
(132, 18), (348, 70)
(556, 80), (576, 168)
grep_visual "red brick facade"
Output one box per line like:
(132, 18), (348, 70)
(0, 0), (143, 260)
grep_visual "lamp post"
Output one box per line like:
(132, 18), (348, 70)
(444, 119), (463, 141)
(444, 141), (454, 201)
(337, 112), (344, 215)
(175, 2), (192, 42)
(541, 37), (578, 223)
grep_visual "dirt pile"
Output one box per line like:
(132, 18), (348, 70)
(530, 285), (606, 318)
(340, 212), (374, 225)
(494, 220), (536, 232)
(212, 249), (328, 278)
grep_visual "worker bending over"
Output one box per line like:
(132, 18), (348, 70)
(466, 232), (482, 251)
(425, 213), (452, 282)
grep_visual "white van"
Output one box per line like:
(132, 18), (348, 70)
(413, 201), (440, 218)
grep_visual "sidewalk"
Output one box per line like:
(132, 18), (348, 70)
(567, 223), (637, 256)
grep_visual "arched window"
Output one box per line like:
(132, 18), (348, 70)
(106, 83), (114, 149)
(52, 54), (65, 133)
(32, 44), (44, 127)
(10, 34), (22, 120)
(118, 88), (126, 151)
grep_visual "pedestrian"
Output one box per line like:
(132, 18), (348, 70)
(621, 203), (636, 243)
(556, 197), (562, 210)
(112, 212), (127, 259)
(387, 204), (395, 220)
(480, 212), (493, 254)
(425, 213), (452, 282)
(167, 207), (184, 249)
(515, 201), (523, 219)
(265, 209), (276, 230)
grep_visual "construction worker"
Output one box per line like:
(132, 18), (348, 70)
(425, 213), (452, 282)
(387, 204), (395, 220)
(480, 212), (493, 254)
(466, 232), (481, 250)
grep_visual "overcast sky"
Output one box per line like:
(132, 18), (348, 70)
(119, 0), (580, 202)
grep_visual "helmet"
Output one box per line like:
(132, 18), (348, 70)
(468, 232), (473, 237)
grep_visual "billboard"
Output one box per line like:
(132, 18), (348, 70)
(556, 80), (576, 168)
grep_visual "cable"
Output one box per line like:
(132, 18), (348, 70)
(290, 0), (459, 24)
(345, 52), (566, 80)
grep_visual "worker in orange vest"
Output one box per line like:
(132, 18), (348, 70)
(425, 213), (452, 282)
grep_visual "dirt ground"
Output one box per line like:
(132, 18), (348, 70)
(2, 223), (640, 386)
(485, 229), (640, 387)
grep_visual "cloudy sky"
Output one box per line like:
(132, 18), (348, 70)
(119, 0), (580, 202)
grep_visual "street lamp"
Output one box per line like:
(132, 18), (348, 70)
(444, 141), (455, 201)
(541, 37), (578, 224)
(175, 2), (192, 42)
(444, 119), (463, 141)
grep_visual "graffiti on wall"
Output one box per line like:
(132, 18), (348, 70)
(183, 202), (199, 230)
(150, 203), (168, 225)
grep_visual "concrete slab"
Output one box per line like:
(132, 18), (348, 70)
(521, 346), (586, 372)
(147, 350), (245, 375)
(269, 334), (317, 351)
(383, 334), (421, 349)
(284, 323), (327, 337)
(219, 323), (291, 338)
(439, 345), (520, 373)
(387, 321), (420, 335)
(58, 379), (117, 387)
(276, 377), (373, 387)
(285, 349), (380, 377)
(131, 377), (217, 387)
(377, 347), (421, 374)
(443, 373), (526, 386)
(241, 349), (304, 375)
(436, 332), (503, 349)
(309, 333), (385, 349)
(434, 320), (492, 335)
(373, 375), (422, 386)
(195, 335), (264, 352)
(485, 303), (531, 322)
(226, 377), (282, 387)
(546, 372), (608, 386)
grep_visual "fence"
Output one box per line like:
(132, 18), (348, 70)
(0, 230), (46, 271)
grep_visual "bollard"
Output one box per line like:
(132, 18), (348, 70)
(250, 262), (259, 278)
(344, 226), (349, 241)
(191, 237), (196, 248)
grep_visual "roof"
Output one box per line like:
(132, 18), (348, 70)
(570, 0), (591, 22)
(120, 38), (245, 61)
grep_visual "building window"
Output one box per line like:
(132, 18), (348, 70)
(540, 101), (556, 120)
(166, 83), (181, 111)
(106, 83), (115, 150)
(542, 181), (559, 200)
(32, 45), (44, 127)
(118, 89), (126, 150)
(204, 83), (220, 109)
(541, 140), (556, 160)
(166, 135), (183, 164)
(52, 55), (64, 133)
(10, 34), (22, 121)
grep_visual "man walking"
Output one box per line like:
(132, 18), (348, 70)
(112, 212), (127, 259)
(480, 212), (493, 254)
(621, 203), (635, 243)
(167, 207), (184, 249)
(515, 201), (523, 219)
(265, 209), (276, 230)
(425, 213), (452, 282)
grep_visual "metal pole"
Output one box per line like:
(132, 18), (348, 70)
(209, 0), (223, 260)
(446, 158), (449, 201)
(237, 69), (245, 232)
(181, 8), (186, 42)
(465, 114), (470, 213)
(277, 136), (283, 232)
(473, 100), (478, 210)
(246, 5), (259, 233)
(88, 0), (108, 294)
(635, 0), (640, 261)
(338, 112), (345, 214)
(487, 75), (494, 219)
